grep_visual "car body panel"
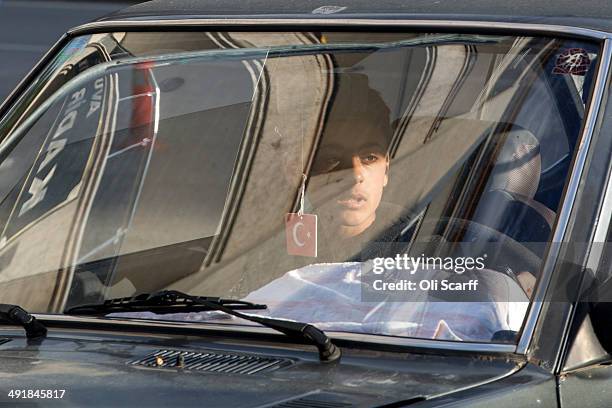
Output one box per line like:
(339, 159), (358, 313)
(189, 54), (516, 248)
(0, 327), (528, 407)
(96, 0), (612, 34)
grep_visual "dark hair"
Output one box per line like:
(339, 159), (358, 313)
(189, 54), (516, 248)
(321, 74), (393, 150)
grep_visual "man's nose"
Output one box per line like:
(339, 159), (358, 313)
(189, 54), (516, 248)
(351, 156), (364, 183)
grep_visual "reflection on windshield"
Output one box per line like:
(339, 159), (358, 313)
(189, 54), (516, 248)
(0, 31), (599, 344)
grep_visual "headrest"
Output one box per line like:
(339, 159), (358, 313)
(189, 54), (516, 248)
(487, 129), (541, 199)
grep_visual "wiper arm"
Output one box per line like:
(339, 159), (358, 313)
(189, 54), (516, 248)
(66, 290), (341, 363)
(0, 304), (47, 338)
(65, 291), (268, 315)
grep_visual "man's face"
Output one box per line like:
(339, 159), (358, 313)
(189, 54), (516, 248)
(308, 121), (389, 237)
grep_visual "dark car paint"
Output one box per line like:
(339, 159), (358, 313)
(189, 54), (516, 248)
(410, 363), (557, 407)
(0, 327), (531, 407)
(98, 0), (612, 33)
(559, 364), (612, 408)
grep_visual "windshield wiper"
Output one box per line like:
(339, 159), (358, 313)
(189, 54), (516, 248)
(65, 290), (341, 363)
(0, 304), (47, 338)
(65, 292), (268, 315)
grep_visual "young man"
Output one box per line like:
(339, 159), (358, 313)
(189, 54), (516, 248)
(306, 75), (405, 261)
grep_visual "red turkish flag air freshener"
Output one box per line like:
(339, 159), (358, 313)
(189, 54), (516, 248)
(285, 213), (317, 257)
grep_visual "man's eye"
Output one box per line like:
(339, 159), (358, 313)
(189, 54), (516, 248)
(361, 154), (379, 164)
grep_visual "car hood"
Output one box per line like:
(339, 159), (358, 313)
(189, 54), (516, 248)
(0, 327), (525, 407)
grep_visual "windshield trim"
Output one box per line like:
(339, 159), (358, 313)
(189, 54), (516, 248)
(69, 19), (611, 40)
(32, 313), (518, 354)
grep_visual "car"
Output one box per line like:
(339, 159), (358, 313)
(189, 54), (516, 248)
(0, 0), (611, 406)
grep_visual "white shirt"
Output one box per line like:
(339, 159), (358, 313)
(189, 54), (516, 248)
(110, 262), (529, 342)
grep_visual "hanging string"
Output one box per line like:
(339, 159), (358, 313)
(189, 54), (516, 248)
(298, 173), (306, 216)
(298, 92), (306, 216)
(301, 108), (305, 175)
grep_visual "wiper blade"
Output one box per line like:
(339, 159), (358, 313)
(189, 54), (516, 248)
(66, 290), (341, 363)
(0, 304), (47, 338)
(65, 291), (267, 315)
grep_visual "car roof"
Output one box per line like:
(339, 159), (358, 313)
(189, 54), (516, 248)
(96, 0), (612, 34)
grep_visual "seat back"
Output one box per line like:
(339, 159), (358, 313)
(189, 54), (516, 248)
(472, 129), (556, 263)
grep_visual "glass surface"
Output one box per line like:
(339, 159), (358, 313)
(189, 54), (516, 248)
(0, 31), (600, 343)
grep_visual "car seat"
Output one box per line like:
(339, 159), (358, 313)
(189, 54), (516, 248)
(471, 128), (556, 267)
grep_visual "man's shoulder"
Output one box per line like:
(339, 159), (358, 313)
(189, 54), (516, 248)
(353, 203), (413, 260)
(377, 201), (407, 223)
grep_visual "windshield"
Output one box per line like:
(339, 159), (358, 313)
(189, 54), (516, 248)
(0, 31), (600, 344)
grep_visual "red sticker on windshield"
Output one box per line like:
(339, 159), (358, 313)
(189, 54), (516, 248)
(285, 213), (317, 257)
(553, 48), (591, 76)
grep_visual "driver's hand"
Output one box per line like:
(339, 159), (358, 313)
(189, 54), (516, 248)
(517, 271), (536, 298)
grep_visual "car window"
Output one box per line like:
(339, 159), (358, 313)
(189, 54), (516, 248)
(0, 31), (600, 344)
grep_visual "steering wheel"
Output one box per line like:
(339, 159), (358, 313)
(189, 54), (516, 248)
(399, 216), (542, 285)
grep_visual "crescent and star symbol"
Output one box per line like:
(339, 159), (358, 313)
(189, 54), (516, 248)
(292, 222), (312, 247)
(285, 212), (317, 257)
